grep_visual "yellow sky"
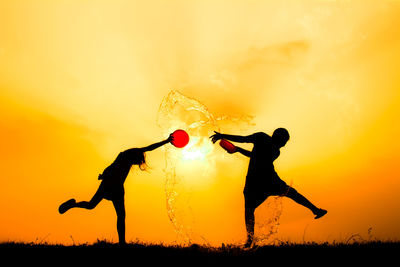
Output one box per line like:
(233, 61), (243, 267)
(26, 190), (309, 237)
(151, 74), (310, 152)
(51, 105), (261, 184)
(1, 0), (399, 245)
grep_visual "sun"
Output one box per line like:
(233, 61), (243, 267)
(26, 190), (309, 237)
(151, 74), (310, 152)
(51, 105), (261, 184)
(180, 136), (214, 162)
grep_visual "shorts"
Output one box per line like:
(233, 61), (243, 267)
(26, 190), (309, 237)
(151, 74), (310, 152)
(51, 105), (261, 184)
(97, 179), (125, 201)
(243, 176), (290, 209)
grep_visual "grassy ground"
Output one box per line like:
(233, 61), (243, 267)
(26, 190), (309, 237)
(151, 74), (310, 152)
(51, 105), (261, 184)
(1, 240), (399, 264)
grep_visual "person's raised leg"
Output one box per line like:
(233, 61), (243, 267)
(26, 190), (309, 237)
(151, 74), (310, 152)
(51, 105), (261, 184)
(112, 197), (126, 245)
(285, 187), (327, 219)
(59, 187), (103, 214)
(59, 184), (104, 214)
(59, 199), (76, 214)
(74, 187), (103, 210)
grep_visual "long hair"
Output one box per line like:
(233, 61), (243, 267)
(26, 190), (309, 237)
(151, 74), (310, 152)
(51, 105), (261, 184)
(138, 152), (148, 171)
(127, 148), (149, 172)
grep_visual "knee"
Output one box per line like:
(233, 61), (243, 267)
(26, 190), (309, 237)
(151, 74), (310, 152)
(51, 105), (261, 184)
(87, 201), (98, 210)
(286, 187), (303, 201)
(286, 187), (298, 196)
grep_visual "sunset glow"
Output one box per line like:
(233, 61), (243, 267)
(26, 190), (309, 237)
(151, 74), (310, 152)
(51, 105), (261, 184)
(1, 0), (399, 246)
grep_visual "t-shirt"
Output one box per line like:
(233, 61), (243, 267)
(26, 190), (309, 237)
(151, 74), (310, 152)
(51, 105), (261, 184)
(244, 132), (281, 189)
(99, 148), (141, 184)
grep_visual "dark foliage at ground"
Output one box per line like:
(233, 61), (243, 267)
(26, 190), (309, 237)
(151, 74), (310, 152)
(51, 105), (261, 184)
(1, 240), (398, 264)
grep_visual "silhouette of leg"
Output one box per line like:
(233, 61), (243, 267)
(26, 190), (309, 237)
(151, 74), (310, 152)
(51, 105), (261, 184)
(112, 197), (126, 245)
(285, 187), (326, 218)
(244, 205), (255, 247)
(74, 188), (103, 210)
(243, 191), (269, 247)
(59, 199), (76, 214)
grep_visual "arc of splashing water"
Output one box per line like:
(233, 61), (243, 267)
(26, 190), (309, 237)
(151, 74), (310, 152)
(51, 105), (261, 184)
(157, 90), (219, 244)
(157, 90), (282, 245)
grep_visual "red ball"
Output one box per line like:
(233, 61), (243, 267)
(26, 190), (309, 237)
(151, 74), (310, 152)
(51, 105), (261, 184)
(171, 129), (189, 148)
(219, 139), (237, 153)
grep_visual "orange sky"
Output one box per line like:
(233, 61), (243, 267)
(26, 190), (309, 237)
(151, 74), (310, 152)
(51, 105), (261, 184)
(1, 0), (400, 245)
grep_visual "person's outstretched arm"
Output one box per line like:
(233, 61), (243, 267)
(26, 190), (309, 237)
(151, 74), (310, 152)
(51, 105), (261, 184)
(210, 131), (254, 144)
(141, 134), (173, 152)
(235, 147), (252, 157)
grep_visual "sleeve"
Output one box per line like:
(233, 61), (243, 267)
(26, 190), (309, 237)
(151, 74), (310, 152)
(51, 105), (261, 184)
(246, 132), (267, 144)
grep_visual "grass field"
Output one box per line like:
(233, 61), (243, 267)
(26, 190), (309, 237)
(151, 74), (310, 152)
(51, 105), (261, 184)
(1, 240), (398, 264)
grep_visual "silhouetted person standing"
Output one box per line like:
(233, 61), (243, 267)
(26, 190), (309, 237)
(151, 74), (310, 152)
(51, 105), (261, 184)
(59, 134), (173, 245)
(210, 128), (327, 248)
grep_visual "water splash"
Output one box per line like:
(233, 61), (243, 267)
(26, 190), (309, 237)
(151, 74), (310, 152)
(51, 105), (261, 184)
(157, 90), (282, 245)
(157, 90), (218, 244)
(254, 196), (283, 245)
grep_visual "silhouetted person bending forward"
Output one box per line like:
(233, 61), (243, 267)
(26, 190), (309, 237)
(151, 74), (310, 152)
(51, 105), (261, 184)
(210, 128), (327, 247)
(58, 135), (173, 245)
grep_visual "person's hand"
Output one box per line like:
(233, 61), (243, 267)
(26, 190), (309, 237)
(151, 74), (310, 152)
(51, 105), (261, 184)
(227, 148), (237, 154)
(167, 133), (174, 143)
(210, 131), (222, 144)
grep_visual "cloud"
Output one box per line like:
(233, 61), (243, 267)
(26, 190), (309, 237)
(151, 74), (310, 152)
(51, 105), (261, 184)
(237, 40), (310, 71)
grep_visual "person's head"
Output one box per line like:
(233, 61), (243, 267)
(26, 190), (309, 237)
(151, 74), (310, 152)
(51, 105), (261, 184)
(130, 149), (147, 171)
(272, 128), (290, 148)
